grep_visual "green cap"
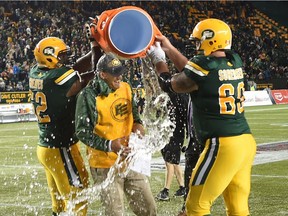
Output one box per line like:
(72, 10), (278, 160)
(96, 54), (125, 76)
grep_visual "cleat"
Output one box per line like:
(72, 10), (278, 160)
(156, 188), (170, 201)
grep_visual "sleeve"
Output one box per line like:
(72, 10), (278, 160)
(75, 87), (112, 152)
(54, 67), (78, 86)
(183, 56), (210, 83)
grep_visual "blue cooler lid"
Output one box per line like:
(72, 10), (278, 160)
(108, 9), (153, 55)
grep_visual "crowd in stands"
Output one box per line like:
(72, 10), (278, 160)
(0, 1), (287, 92)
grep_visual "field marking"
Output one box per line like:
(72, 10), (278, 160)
(246, 106), (288, 112)
(0, 203), (49, 209)
(258, 140), (288, 145)
(0, 203), (101, 214)
(270, 123), (288, 127)
(0, 164), (42, 169)
(252, 174), (288, 178)
(249, 127), (287, 130)
(0, 135), (37, 137)
(0, 145), (36, 149)
(0, 127), (37, 132)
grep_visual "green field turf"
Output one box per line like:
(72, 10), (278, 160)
(0, 104), (287, 215)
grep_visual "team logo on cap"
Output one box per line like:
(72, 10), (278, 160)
(110, 58), (121, 67)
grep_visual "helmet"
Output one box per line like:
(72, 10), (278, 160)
(34, 37), (69, 69)
(190, 18), (232, 56)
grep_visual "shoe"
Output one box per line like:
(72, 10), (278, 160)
(174, 186), (185, 197)
(156, 188), (169, 201)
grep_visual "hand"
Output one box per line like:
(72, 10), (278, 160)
(84, 23), (92, 40)
(111, 136), (131, 154)
(147, 42), (166, 65)
(119, 146), (131, 158)
(155, 35), (173, 52)
(132, 123), (145, 138)
(84, 23), (97, 41)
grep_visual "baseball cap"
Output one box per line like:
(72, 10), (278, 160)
(96, 54), (125, 76)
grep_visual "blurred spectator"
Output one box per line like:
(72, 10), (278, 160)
(0, 77), (5, 91)
(12, 62), (20, 81)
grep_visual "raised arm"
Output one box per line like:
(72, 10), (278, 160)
(147, 39), (198, 94)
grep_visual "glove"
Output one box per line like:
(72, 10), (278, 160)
(147, 42), (166, 65)
(84, 22), (101, 71)
(84, 22), (97, 42)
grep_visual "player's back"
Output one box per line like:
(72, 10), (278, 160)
(184, 51), (251, 143)
(29, 65), (78, 147)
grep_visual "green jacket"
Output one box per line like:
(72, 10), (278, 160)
(75, 76), (142, 152)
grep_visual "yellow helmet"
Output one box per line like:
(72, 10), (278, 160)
(190, 18), (232, 56)
(34, 37), (69, 69)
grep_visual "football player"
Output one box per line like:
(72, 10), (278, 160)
(29, 36), (102, 216)
(148, 18), (256, 216)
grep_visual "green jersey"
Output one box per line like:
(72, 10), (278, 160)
(184, 51), (251, 144)
(29, 65), (79, 148)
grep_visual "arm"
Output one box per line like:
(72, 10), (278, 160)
(153, 59), (198, 94)
(67, 42), (103, 97)
(156, 35), (188, 72)
(148, 39), (198, 93)
(73, 44), (102, 73)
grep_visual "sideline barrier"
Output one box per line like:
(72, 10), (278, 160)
(0, 103), (36, 123)
(243, 90), (273, 107)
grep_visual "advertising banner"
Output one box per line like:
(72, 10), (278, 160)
(270, 90), (288, 104)
(243, 90), (273, 107)
(0, 91), (30, 104)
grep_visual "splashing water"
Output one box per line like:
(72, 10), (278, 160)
(141, 57), (175, 151)
(62, 57), (175, 215)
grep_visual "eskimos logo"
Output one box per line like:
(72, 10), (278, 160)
(43, 47), (55, 56)
(202, 30), (214, 39)
(274, 93), (283, 101)
(111, 98), (132, 122)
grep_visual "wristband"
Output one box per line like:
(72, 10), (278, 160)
(158, 72), (175, 93)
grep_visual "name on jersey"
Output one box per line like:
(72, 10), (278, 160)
(218, 68), (243, 81)
(29, 78), (43, 90)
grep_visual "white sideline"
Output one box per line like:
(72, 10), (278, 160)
(253, 150), (288, 165)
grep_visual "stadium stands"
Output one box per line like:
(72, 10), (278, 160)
(0, 1), (287, 92)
